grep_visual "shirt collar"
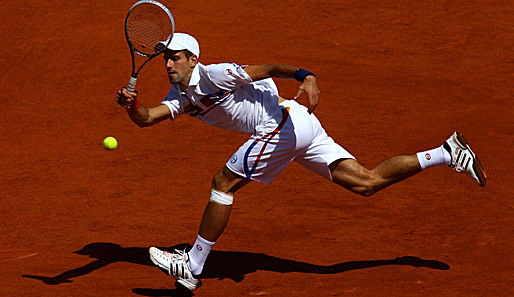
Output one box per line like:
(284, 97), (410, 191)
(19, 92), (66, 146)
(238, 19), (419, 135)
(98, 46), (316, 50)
(187, 63), (202, 88)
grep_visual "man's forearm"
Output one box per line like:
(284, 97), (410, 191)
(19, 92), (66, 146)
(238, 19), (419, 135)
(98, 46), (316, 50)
(127, 104), (153, 127)
(268, 64), (299, 79)
(244, 64), (315, 82)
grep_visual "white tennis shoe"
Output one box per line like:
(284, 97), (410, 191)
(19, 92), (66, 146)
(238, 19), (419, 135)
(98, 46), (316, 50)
(443, 131), (486, 187)
(149, 247), (200, 291)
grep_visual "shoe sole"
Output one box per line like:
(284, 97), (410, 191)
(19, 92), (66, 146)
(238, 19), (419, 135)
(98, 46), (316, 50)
(454, 131), (487, 187)
(177, 279), (199, 291)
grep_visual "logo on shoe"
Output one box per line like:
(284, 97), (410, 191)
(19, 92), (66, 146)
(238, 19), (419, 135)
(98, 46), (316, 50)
(196, 244), (203, 251)
(225, 68), (233, 76)
(425, 153), (431, 160)
(230, 155), (238, 164)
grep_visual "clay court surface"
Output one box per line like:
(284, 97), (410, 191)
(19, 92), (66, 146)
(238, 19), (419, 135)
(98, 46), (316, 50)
(1, 0), (513, 296)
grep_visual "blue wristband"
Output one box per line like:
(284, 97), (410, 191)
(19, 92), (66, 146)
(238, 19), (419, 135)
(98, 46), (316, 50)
(294, 68), (315, 82)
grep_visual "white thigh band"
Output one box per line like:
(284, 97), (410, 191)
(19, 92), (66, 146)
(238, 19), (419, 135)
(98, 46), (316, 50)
(210, 189), (234, 205)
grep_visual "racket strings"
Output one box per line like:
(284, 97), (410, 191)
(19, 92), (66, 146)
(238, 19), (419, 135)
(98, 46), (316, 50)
(127, 4), (172, 56)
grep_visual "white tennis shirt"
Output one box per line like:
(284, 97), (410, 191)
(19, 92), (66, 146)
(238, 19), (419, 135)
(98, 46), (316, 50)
(161, 62), (281, 134)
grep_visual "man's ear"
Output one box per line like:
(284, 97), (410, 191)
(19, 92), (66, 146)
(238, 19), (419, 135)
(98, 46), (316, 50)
(189, 55), (198, 68)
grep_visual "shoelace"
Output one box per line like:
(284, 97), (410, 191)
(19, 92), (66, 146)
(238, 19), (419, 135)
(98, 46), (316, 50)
(158, 248), (188, 266)
(170, 249), (188, 261)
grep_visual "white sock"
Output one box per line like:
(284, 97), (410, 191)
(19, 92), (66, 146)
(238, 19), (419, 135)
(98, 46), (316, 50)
(188, 235), (215, 275)
(416, 145), (451, 170)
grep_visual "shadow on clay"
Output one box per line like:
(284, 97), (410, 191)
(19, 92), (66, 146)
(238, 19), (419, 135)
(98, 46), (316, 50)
(22, 242), (450, 297)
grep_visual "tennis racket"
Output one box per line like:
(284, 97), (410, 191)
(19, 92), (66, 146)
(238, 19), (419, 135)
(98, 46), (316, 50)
(125, 0), (175, 92)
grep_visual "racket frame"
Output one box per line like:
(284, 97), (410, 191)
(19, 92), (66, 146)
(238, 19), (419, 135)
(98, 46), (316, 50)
(124, 0), (175, 92)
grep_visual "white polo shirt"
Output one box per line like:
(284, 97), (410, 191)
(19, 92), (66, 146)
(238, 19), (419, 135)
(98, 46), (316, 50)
(161, 62), (281, 134)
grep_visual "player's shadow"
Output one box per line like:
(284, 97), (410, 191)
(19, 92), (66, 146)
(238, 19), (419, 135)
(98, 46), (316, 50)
(22, 242), (450, 297)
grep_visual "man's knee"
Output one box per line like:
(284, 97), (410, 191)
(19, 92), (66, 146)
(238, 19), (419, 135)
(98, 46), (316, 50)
(331, 159), (382, 197)
(211, 166), (249, 195)
(334, 176), (381, 197)
(354, 181), (380, 197)
(212, 169), (231, 192)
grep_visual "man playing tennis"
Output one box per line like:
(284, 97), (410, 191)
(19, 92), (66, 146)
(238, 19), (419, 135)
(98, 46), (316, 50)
(116, 33), (486, 291)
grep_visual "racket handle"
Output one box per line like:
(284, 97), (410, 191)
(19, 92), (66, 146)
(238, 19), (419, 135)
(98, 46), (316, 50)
(127, 76), (138, 93)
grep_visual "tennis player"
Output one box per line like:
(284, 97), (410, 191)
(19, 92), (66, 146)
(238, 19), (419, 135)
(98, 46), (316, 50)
(116, 33), (486, 291)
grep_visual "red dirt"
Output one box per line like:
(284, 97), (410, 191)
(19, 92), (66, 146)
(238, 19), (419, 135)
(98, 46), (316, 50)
(1, 0), (513, 296)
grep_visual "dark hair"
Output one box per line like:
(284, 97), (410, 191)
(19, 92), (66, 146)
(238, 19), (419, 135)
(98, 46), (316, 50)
(182, 49), (195, 59)
(164, 49), (196, 60)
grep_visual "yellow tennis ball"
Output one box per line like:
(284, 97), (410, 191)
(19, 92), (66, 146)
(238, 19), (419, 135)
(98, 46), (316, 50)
(103, 137), (118, 150)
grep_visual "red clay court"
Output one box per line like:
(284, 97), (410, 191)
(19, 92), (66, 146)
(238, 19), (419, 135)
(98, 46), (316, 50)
(1, 0), (513, 296)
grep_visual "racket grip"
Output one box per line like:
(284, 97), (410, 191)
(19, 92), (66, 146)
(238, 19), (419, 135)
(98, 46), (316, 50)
(127, 77), (138, 93)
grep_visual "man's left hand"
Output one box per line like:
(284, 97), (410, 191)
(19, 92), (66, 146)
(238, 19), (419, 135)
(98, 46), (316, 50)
(294, 76), (320, 114)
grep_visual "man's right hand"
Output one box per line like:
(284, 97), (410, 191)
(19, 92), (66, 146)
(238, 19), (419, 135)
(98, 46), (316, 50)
(116, 87), (138, 110)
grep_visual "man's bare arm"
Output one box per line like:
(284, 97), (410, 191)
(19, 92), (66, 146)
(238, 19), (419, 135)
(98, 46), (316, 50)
(243, 64), (319, 113)
(243, 64), (298, 81)
(116, 88), (171, 127)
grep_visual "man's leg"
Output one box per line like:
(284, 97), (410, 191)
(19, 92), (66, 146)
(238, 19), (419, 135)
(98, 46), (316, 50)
(330, 140), (449, 196)
(330, 155), (422, 196)
(198, 166), (251, 242)
(149, 166), (250, 291)
(330, 131), (486, 195)
(186, 167), (251, 277)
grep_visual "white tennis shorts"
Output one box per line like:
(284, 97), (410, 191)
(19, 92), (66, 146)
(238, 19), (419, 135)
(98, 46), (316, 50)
(226, 100), (355, 184)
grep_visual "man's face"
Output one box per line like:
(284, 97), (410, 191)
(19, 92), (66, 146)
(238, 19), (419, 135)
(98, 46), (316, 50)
(163, 50), (196, 85)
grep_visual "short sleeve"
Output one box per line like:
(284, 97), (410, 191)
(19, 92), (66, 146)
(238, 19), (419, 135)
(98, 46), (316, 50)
(161, 87), (185, 121)
(205, 63), (253, 91)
